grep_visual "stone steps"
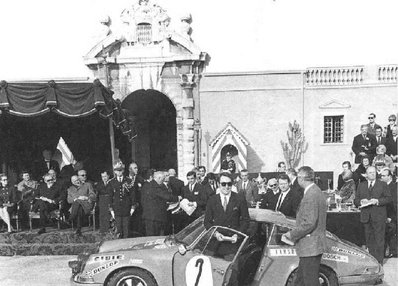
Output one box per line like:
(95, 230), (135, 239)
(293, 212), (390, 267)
(0, 228), (116, 256)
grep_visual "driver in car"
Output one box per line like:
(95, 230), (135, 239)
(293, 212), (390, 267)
(204, 172), (250, 286)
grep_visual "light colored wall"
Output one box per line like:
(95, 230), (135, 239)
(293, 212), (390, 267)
(200, 66), (397, 187)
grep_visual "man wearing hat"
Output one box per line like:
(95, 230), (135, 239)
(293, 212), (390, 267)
(107, 161), (136, 238)
(221, 152), (236, 174)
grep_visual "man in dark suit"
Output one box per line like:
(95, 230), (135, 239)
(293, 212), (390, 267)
(95, 170), (111, 234)
(127, 162), (145, 236)
(168, 169), (184, 197)
(108, 162), (136, 238)
(33, 173), (61, 234)
(204, 172), (250, 286)
(366, 113), (382, 137)
(259, 178), (279, 210)
(385, 126), (397, 163)
(283, 166), (327, 286)
(204, 171), (250, 232)
(354, 166), (392, 265)
(380, 168), (397, 258)
(236, 169), (259, 207)
(142, 171), (179, 236)
(375, 127), (387, 147)
(286, 168), (304, 200)
(275, 174), (300, 218)
(34, 149), (60, 181)
(181, 171), (208, 227)
(352, 125), (377, 164)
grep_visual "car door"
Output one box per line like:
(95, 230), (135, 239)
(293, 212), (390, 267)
(173, 226), (248, 286)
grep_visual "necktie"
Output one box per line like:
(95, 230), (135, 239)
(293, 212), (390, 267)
(369, 182), (373, 191)
(190, 184), (192, 192)
(378, 137), (380, 144)
(223, 196), (228, 211)
(276, 194), (282, 211)
(243, 182), (247, 191)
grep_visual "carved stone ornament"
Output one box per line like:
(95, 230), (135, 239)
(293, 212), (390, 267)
(120, 0), (172, 44)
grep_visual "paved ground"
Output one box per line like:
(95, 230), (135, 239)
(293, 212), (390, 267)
(0, 255), (397, 285)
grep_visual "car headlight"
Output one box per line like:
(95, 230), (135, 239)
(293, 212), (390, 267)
(74, 274), (95, 283)
(362, 265), (380, 275)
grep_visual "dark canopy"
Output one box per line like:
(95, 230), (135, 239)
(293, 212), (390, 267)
(0, 79), (136, 183)
(0, 79), (135, 140)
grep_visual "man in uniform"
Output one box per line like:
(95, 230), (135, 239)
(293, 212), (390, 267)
(221, 152), (236, 173)
(108, 162), (136, 238)
(0, 174), (16, 233)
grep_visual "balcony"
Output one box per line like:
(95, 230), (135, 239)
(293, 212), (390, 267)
(305, 67), (364, 86)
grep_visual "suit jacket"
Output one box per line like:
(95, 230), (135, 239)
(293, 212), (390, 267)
(107, 177), (136, 217)
(290, 178), (304, 202)
(204, 192), (249, 234)
(289, 184), (327, 257)
(259, 189), (280, 210)
(237, 180), (259, 206)
(352, 133), (377, 163)
(354, 180), (391, 223)
(142, 180), (178, 223)
(168, 176), (184, 197)
(34, 159), (60, 180)
(182, 183), (208, 218)
(386, 182), (397, 222)
(375, 136), (387, 147)
(385, 136), (397, 159)
(366, 123), (382, 136)
(276, 189), (300, 218)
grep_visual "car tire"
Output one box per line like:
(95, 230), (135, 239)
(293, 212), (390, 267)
(286, 265), (338, 286)
(106, 268), (157, 286)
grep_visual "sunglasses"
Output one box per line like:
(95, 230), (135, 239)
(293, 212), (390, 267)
(389, 119), (395, 122)
(220, 182), (233, 187)
(45, 179), (55, 183)
(368, 117), (374, 119)
(270, 184), (278, 187)
(79, 174), (87, 176)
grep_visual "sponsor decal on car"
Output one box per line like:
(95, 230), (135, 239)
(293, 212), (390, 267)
(154, 244), (167, 249)
(92, 254), (124, 262)
(322, 253), (348, 263)
(331, 246), (366, 258)
(269, 248), (297, 256)
(129, 259), (143, 264)
(86, 260), (119, 277)
(144, 239), (165, 247)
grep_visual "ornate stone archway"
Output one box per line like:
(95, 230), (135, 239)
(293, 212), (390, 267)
(84, 0), (209, 177)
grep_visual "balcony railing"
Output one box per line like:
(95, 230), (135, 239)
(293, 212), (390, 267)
(306, 67), (364, 86)
(378, 65), (398, 83)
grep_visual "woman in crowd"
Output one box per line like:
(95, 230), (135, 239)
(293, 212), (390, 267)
(336, 170), (355, 203)
(354, 155), (370, 185)
(372, 145), (395, 173)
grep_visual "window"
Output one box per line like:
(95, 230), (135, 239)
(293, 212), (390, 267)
(136, 23), (152, 44)
(324, 116), (344, 143)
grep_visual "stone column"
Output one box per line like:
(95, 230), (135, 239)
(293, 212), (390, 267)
(180, 73), (197, 177)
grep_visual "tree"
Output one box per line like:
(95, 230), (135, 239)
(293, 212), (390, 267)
(280, 121), (308, 169)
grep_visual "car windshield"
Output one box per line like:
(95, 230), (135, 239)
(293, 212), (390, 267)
(174, 216), (206, 246)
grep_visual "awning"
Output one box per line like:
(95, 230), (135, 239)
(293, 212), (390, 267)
(0, 79), (136, 141)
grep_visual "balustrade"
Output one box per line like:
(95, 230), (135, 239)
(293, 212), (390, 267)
(378, 65), (398, 83)
(306, 67), (364, 86)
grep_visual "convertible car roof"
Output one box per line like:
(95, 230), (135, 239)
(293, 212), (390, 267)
(249, 208), (296, 228)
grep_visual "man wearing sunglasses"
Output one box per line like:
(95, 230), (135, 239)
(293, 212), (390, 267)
(366, 113), (382, 137)
(259, 178), (280, 210)
(33, 173), (61, 234)
(352, 124), (377, 164)
(204, 172), (249, 286)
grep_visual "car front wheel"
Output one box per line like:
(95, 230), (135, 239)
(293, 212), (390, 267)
(106, 268), (157, 286)
(286, 265), (338, 286)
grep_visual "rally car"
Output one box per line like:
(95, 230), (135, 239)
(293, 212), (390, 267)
(69, 208), (383, 286)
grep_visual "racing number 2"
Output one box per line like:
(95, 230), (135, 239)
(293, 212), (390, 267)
(194, 258), (204, 286)
(185, 255), (213, 286)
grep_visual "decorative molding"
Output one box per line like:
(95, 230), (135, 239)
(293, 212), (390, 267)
(319, 99), (351, 109)
(210, 122), (249, 148)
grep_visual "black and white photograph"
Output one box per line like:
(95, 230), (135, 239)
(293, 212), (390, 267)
(0, 0), (397, 285)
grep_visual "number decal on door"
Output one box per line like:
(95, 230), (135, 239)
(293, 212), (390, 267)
(194, 258), (204, 286)
(185, 255), (213, 286)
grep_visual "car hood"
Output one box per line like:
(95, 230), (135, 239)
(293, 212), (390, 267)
(99, 236), (176, 253)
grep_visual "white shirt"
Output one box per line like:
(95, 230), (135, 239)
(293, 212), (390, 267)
(368, 180), (375, 188)
(242, 180), (248, 190)
(277, 188), (290, 209)
(189, 182), (196, 192)
(220, 192), (231, 206)
(303, 183), (315, 196)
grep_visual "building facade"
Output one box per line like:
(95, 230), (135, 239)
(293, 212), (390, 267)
(85, 0), (397, 184)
